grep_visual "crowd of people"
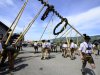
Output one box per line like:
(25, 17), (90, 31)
(32, 34), (99, 75)
(0, 34), (100, 75)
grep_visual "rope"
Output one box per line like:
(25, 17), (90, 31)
(48, 14), (55, 39)
(53, 27), (71, 43)
(39, 13), (54, 40)
(38, 0), (68, 35)
(41, 5), (54, 20)
(38, 0), (84, 38)
(38, 0), (63, 19)
(53, 18), (68, 35)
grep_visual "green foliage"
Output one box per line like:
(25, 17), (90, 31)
(51, 35), (100, 44)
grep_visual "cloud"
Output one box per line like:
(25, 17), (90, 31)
(0, 16), (12, 27)
(66, 6), (100, 35)
(1, 0), (100, 41)
(0, 0), (14, 7)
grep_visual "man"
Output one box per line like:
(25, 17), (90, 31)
(34, 41), (38, 53)
(94, 43), (100, 55)
(19, 40), (23, 51)
(62, 42), (68, 58)
(60, 43), (62, 52)
(54, 43), (57, 52)
(79, 34), (96, 75)
(70, 39), (76, 60)
(16, 41), (21, 51)
(51, 43), (54, 52)
(41, 40), (46, 60)
(74, 43), (79, 55)
(45, 40), (51, 59)
(0, 43), (17, 72)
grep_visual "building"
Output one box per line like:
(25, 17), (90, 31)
(0, 21), (24, 45)
(0, 21), (11, 41)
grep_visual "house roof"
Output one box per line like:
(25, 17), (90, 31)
(0, 21), (11, 31)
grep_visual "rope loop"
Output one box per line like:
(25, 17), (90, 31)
(53, 18), (68, 35)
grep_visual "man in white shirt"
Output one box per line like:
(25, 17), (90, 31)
(62, 42), (68, 58)
(41, 40), (46, 60)
(74, 44), (79, 55)
(45, 40), (51, 59)
(70, 39), (76, 60)
(41, 40), (51, 60)
(79, 34), (96, 75)
(34, 41), (38, 53)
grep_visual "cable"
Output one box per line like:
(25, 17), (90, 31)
(39, 13), (54, 40)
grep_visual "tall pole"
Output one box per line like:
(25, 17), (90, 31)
(5, 0), (28, 45)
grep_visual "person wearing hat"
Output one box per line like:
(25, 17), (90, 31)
(79, 34), (96, 75)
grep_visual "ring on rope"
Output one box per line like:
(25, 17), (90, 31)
(53, 18), (68, 35)
(41, 5), (54, 20)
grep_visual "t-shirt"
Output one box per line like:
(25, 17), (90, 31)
(70, 42), (75, 48)
(62, 44), (68, 48)
(74, 44), (78, 49)
(42, 43), (46, 48)
(45, 42), (51, 48)
(34, 42), (38, 46)
(79, 41), (93, 54)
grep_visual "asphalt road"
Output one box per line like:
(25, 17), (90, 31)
(0, 47), (100, 75)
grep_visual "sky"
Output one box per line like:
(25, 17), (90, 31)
(0, 0), (100, 41)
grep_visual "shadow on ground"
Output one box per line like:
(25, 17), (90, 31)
(0, 64), (28, 75)
(0, 55), (40, 74)
(84, 68), (95, 75)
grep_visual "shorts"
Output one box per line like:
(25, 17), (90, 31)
(71, 48), (75, 53)
(42, 48), (45, 53)
(82, 53), (94, 64)
(42, 47), (51, 53)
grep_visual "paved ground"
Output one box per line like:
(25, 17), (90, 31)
(0, 47), (100, 75)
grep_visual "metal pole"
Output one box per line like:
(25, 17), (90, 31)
(5, 0), (28, 45)
(14, 6), (45, 44)
(68, 23), (84, 38)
